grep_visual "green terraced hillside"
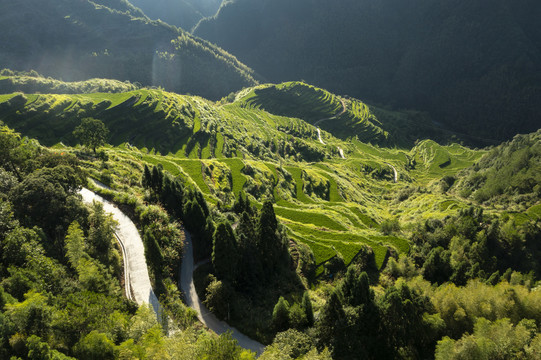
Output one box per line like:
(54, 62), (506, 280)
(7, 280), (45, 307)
(230, 81), (464, 147)
(0, 83), (485, 272)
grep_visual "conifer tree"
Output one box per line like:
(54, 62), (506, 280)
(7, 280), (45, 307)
(316, 290), (346, 351)
(142, 164), (151, 189)
(301, 292), (314, 326)
(256, 200), (280, 272)
(272, 296), (290, 332)
(150, 166), (163, 194)
(212, 221), (238, 282)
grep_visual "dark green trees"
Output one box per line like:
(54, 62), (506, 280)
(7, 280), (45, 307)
(73, 118), (109, 154)
(316, 268), (384, 359)
(272, 296), (290, 332)
(301, 292), (314, 327)
(256, 200), (288, 276)
(212, 222), (238, 283)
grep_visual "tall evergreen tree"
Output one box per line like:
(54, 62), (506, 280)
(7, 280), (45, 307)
(316, 290), (346, 353)
(150, 166), (163, 194)
(212, 221), (238, 283)
(301, 292), (314, 327)
(256, 200), (281, 274)
(272, 296), (290, 332)
(142, 164), (151, 189)
(183, 200), (206, 234)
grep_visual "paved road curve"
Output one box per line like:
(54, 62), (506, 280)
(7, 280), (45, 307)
(180, 231), (265, 355)
(80, 186), (264, 354)
(79, 188), (162, 317)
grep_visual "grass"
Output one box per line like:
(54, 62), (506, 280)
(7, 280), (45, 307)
(349, 207), (379, 228)
(239, 82), (342, 123)
(284, 166), (314, 204)
(141, 155), (182, 177)
(527, 204), (541, 220)
(0, 93), (16, 103)
(2, 83), (512, 281)
(290, 233), (337, 266)
(276, 207), (347, 231)
(201, 138), (212, 159)
(173, 159), (210, 194)
(370, 235), (410, 254)
(312, 164), (342, 202)
(220, 158), (247, 196)
(215, 133), (224, 158)
(439, 199), (460, 211)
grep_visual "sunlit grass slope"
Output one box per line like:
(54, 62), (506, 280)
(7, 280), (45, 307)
(0, 83), (484, 271)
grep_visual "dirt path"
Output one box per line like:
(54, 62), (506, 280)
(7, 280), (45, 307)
(313, 98), (347, 127)
(338, 147), (346, 159)
(79, 188), (162, 318)
(180, 231), (265, 355)
(384, 162), (398, 183)
(316, 127), (326, 145)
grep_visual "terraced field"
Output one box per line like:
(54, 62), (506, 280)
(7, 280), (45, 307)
(0, 82), (484, 272)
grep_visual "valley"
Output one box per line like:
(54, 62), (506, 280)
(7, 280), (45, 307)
(0, 1), (539, 359)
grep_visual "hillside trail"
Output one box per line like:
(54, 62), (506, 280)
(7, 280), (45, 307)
(79, 187), (162, 319)
(316, 127), (326, 145)
(313, 98), (347, 127)
(384, 162), (398, 183)
(338, 147), (346, 159)
(313, 98), (347, 159)
(180, 231), (265, 355)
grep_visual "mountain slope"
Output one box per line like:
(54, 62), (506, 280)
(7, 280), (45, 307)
(0, 0), (257, 100)
(0, 84), (484, 269)
(231, 82), (465, 147)
(194, 0), (541, 141)
(128, 0), (223, 31)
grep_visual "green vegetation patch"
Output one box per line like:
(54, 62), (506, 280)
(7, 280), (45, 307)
(290, 234), (337, 266)
(173, 159), (210, 194)
(349, 206), (379, 228)
(286, 223), (389, 268)
(370, 235), (410, 254)
(284, 166), (314, 204)
(0, 93), (17, 103)
(527, 204), (541, 220)
(238, 82), (342, 123)
(220, 158), (247, 196)
(214, 132), (224, 158)
(276, 207), (347, 231)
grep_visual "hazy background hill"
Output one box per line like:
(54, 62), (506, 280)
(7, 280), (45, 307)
(128, 0), (223, 31)
(0, 0), (257, 100)
(194, 0), (541, 142)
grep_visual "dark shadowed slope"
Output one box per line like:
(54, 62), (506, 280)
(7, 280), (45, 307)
(194, 0), (541, 141)
(0, 0), (257, 100)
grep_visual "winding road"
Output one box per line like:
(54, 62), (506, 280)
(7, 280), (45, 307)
(180, 232), (265, 355)
(79, 185), (264, 355)
(79, 188), (162, 317)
